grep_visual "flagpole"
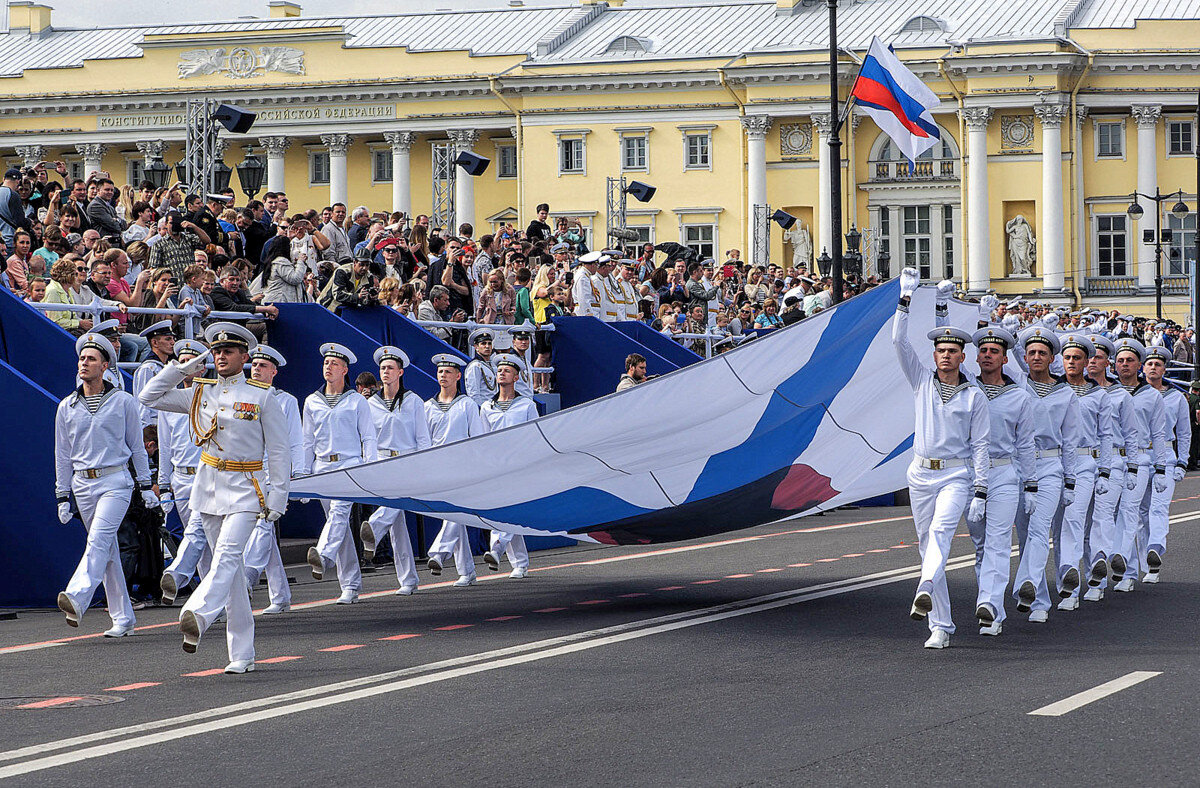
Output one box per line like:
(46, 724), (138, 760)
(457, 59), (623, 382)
(827, 0), (844, 303)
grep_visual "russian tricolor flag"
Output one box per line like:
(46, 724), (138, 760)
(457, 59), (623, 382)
(850, 37), (941, 164)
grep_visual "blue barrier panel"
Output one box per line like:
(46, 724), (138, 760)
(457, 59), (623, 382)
(0, 358), (82, 607)
(611, 320), (702, 368)
(340, 307), (466, 399)
(549, 315), (682, 409)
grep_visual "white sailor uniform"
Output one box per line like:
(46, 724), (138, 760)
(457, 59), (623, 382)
(1086, 379), (1137, 591)
(426, 393), (489, 580)
(158, 402), (212, 596)
(480, 393), (540, 574)
(1115, 382), (1170, 583)
(464, 356), (497, 407)
(572, 268), (601, 317)
(132, 356), (167, 427)
(1140, 384), (1189, 572)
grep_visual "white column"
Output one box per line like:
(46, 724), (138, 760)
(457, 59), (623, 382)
(1132, 105), (1162, 293)
(258, 136), (291, 193)
(448, 128), (480, 232)
(14, 144), (44, 169)
(1035, 102), (1069, 292)
(135, 140), (166, 167)
(812, 113), (834, 257)
(963, 106), (994, 294)
(1074, 107), (1089, 285)
(383, 131), (416, 216)
(321, 133), (351, 207)
(75, 143), (107, 180)
(741, 114), (772, 267)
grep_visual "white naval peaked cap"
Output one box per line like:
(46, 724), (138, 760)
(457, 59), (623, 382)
(139, 319), (174, 339)
(1113, 337), (1146, 361)
(1060, 334), (1095, 357)
(469, 327), (495, 346)
(93, 318), (121, 335)
(373, 345), (410, 368)
(432, 353), (466, 369)
(577, 251), (609, 265)
(493, 353), (527, 373)
(204, 321), (257, 352)
(510, 320), (536, 336)
(972, 326), (1016, 350)
(320, 342), (356, 365)
(926, 326), (971, 347)
(174, 339), (207, 359)
(250, 344), (286, 368)
(1144, 346), (1171, 363)
(1090, 334), (1117, 357)
(76, 332), (115, 364)
(1019, 326), (1061, 354)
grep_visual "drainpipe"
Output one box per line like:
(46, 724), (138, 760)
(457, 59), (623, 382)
(938, 50), (968, 287)
(718, 55), (748, 262)
(490, 66), (523, 223)
(1062, 36), (1094, 310)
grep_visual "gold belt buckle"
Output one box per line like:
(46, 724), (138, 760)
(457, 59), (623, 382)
(84, 468), (100, 479)
(215, 458), (228, 471)
(328, 454), (340, 462)
(389, 450), (399, 457)
(929, 459), (943, 470)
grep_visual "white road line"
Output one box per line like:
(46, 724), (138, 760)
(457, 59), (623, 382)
(1028, 671), (1162, 717)
(0, 552), (978, 779)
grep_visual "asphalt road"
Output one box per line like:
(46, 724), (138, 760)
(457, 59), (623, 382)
(4, 477), (1200, 786)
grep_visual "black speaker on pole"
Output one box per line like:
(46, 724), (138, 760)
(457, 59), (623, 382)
(770, 209), (797, 229)
(455, 151), (490, 176)
(625, 180), (656, 202)
(212, 104), (257, 134)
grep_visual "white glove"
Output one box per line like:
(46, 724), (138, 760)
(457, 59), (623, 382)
(1001, 314), (1021, 333)
(1040, 314), (1059, 330)
(967, 496), (985, 522)
(1125, 468), (1138, 490)
(979, 294), (999, 321)
(1023, 488), (1037, 515)
(899, 267), (919, 299)
(1062, 485), (1075, 507)
(1174, 465), (1186, 482)
(935, 279), (955, 304)
(1095, 476), (1110, 496)
(266, 508), (283, 523)
(160, 496), (175, 515)
(141, 489), (159, 509)
(175, 348), (212, 376)
(1154, 472), (1168, 493)
(58, 502), (73, 525)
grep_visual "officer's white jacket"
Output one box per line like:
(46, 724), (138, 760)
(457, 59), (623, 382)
(892, 304), (990, 491)
(157, 407), (203, 489)
(139, 366), (291, 516)
(1071, 382), (1114, 473)
(426, 394), (488, 446)
(480, 394), (539, 431)
(617, 278), (638, 321)
(572, 268), (600, 317)
(301, 388), (376, 474)
(368, 389), (432, 458)
(55, 383), (152, 496)
(1024, 379), (1080, 482)
(597, 273), (620, 322)
(271, 387), (305, 474)
(1160, 386), (1191, 469)
(1127, 382), (1171, 468)
(464, 356), (497, 406)
(132, 357), (166, 427)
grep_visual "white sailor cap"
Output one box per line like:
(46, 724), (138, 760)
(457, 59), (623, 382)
(204, 321), (257, 352)
(75, 332), (115, 364)
(1019, 327), (1062, 354)
(1155, 322), (1167, 329)
(510, 321), (536, 338)
(174, 339), (207, 359)
(1060, 334), (1095, 357)
(1118, 314), (1134, 322)
(432, 353), (466, 369)
(205, 193), (233, 204)
(972, 326), (1015, 350)
(493, 353), (527, 373)
(550, 242), (571, 254)
(139, 319), (174, 340)
(1145, 346), (1171, 363)
(1005, 298), (1022, 309)
(320, 342), (356, 365)
(1113, 337), (1147, 361)
(1090, 334), (1117, 358)
(373, 345), (410, 368)
(469, 327), (494, 346)
(927, 326), (971, 348)
(577, 251), (609, 266)
(94, 318), (121, 336)
(250, 344), (286, 368)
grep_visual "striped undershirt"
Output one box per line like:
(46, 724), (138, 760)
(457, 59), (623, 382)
(934, 379), (958, 404)
(1029, 380), (1055, 398)
(432, 398), (454, 412)
(493, 399), (514, 412)
(1069, 382), (1091, 396)
(323, 393), (341, 408)
(1122, 384), (1137, 394)
(83, 393), (104, 414)
(981, 383), (1006, 400)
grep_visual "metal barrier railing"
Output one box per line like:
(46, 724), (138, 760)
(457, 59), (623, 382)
(410, 318), (555, 373)
(27, 297), (252, 341)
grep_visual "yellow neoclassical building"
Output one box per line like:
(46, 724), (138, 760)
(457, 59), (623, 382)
(2, 0), (1199, 317)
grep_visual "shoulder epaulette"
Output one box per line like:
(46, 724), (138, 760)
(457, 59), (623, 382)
(193, 377), (218, 385)
(246, 379), (270, 389)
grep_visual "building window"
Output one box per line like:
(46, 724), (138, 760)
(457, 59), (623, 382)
(902, 205), (932, 279)
(67, 160), (83, 182)
(310, 151), (330, 185)
(1095, 214), (1128, 277)
(685, 132), (711, 170)
(127, 158), (143, 186)
(1096, 121), (1124, 158)
(606, 36), (650, 55)
(942, 205), (955, 280)
(497, 144), (517, 178)
(627, 224), (654, 246)
(1167, 213), (1196, 276)
(1168, 120), (1195, 156)
(683, 223), (715, 260)
(878, 208), (890, 259)
(559, 138), (585, 174)
(621, 135), (648, 172)
(372, 150), (392, 183)
(900, 15), (945, 33)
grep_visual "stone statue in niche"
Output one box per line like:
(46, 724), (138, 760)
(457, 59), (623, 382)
(1006, 215), (1036, 276)
(784, 221), (812, 270)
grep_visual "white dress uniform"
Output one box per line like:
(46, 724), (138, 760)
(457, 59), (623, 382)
(595, 271), (619, 322)
(617, 271), (638, 321)
(480, 357), (540, 577)
(572, 254), (605, 317)
(82, 320), (125, 392)
(426, 362), (490, 583)
(303, 345), (377, 602)
(139, 323), (291, 668)
(55, 334), (153, 634)
(131, 320), (176, 427)
(893, 299), (990, 642)
(1139, 353), (1190, 578)
(1085, 356), (1138, 595)
(362, 346), (433, 593)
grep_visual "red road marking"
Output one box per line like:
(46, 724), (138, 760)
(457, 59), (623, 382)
(890, 544), (908, 549)
(320, 644), (366, 651)
(757, 568), (785, 573)
(533, 607), (566, 613)
(817, 558), (840, 563)
(842, 553), (865, 558)
(103, 682), (160, 692)
(18, 697), (84, 709)
(726, 573), (753, 578)
(657, 586), (684, 591)
(692, 579), (720, 584)
(433, 625), (474, 631)
(485, 615), (523, 622)
(182, 669), (224, 677)
(618, 592), (649, 598)
(577, 600), (608, 605)
(257, 656), (304, 664)
(379, 634), (422, 641)
(788, 563), (812, 568)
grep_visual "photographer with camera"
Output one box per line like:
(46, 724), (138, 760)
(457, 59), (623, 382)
(322, 246), (380, 313)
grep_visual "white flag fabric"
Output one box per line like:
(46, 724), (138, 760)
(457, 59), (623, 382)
(850, 37), (942, 164)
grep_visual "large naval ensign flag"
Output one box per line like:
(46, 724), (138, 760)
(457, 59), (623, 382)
(291, 281), (979, 545)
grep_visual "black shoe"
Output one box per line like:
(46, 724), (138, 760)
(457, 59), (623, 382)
(1146, 549), (1162, 573)
(910, 581), (933, 621)
(1016, 581), (1036, 613)
(975, 603), (995, 625)
(1059, 567), (1080, 598)
(1110, 553), (1127, 578)
(1088, 558), (1108, 587)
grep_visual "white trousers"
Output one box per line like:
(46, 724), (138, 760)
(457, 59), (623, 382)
(64, 474), (135, 629)
(966, 465), (1017, 624)
(907, 463), (970, 634)
(164, 505), (213, 588)
(1014, 457), (1064, 613)
(1052, 455), (1097, 600)
(1144, 471), (1175, 556)
(490, 530), (529, 572)
(365, 507), (419, 589)
(244, 518), (291, 607)
(184, 511), (257, 663)
(1114, 461), (1151, 579)
(428, 521), (475, 579)
(1087, 463), (1125, 590)
(314, 458), (362, 593)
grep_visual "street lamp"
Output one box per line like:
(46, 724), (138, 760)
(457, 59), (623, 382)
(142, 156), (171, 189)
(877, 249), (891, 279)
(1126, 187), (1190, 319)
(235, 148), (266, 200)
(174, 160), (188, 186)
(843, 225), (862, 277)
(211, 158), (232, 193)
(817, 248), (831, 278)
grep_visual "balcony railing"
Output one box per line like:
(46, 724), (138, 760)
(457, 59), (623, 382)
(869, 158), (956, 182)
(1083, 274), (1189, 296)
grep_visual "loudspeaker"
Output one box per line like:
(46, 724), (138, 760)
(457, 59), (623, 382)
(455, 151), (490, 176)
(771, 209), (797, 230)
(625, 180), (656, 203)
(212, 104), (257, 134)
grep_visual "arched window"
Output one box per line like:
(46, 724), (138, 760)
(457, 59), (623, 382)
(900, 16), (946, 33)
(605, 36), (651, 55)
(868, 127), (958, 181)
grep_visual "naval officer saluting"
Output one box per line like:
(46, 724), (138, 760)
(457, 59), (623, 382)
(893, 269), (990, 649)
(55, 331), (156, 636)
(139, 322), (291, 673)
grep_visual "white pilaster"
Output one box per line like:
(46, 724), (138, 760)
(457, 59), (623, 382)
(1132, 105), (1162, 292)
(1035, 102), (1069, 292)
(741, 115), (772, 266)
(963, 107), (993, 293)
(448, 128), (480, 231)
(321, 133), (351, 207)
(75, 143), (107, 180)
(14, 144), (44, 168)
(383, 131), (416, 216)
(258, 136), (291, 193)
(812, 113), (835, 258)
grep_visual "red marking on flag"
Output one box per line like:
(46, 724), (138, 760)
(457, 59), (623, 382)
(433, 625), (473, 631)
(788, 563), (812, 568)
(692, 579), (720, 585)
(757, 568), (785, 573)
(486, 616), (522, 622)
(726, 573), (753, 578)
(103, 682), (160, 692)
(618, 592), (648, 598)
(577, 599), (608, 605)
(257, 656), (304, 664)
(182, 669), (225, 677)
(657, 586), (684, 591)
(379, 634), (422, 641)
(18, 697), (84, 709)
(533, 607), (566, 613)
(320, 644), (367, 651)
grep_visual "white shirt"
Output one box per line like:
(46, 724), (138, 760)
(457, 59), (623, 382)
(368, 389), (433, 458)
(617, 278), (638, 321)
(157, 407), (203, 489)
(480, 394), (539, 431)
(1127, 382), (1171, 468)
(1023, 379), (1080, 481)
(572, 267), (600, 317)
(302, 388), (377, 473)
(1099, 382), (1139, 464)
(972, 376), (1038, 487)
(55, 383), (152, 496)
(132, 356), (167, 427)
(271, 387), (305, 474)
(1159, 386), (1191, 468)
(426, 394), (488, 446)
(464, 356), (497, 406)
(1072, 382), (1114, 473)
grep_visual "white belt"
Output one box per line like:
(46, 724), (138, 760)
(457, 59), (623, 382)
(916, 455), (968, 470)
(989, 457), (1011, 467)
(177, 466), (198, 475)
(384, 450), (401, 458)
(1036, 448), (1062, 459)
(74, 464), (125, 480)
(1076, 447), (1100, 458)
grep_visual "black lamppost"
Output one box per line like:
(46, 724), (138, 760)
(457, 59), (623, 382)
(211, 158), (232, 193)
(1126, 187), (1189, 319)
(143, 156), (171, 189)
(826, 0), (844, 303)
(877, 249), (891, 280)
(235, 148), (266, 200)
(817, 248), (831, 279)
(843, 224), (862, 277)
(174, 160), (188, 186)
